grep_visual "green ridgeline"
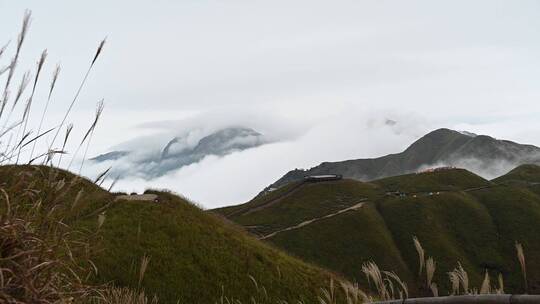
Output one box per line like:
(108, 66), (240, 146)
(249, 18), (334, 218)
(215, 167), (540, 295)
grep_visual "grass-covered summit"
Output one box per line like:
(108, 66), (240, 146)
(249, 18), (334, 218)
(0, 165), (340, 303)
(493, 164), (540, 184)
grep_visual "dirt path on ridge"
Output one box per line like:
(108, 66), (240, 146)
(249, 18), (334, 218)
(260, 199), (367, 240)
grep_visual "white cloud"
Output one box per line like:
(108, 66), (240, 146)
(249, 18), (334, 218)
(89, 107), (434, 208)
(2, 1), (540, 208)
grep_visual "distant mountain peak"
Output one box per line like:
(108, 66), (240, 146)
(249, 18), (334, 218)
(90, 151), (130, 162)
(270, 128), (540, 189)
(91, 126), (266, 178)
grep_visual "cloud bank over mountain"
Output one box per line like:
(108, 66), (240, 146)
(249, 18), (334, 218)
(8, 1), (538, 208)
(82, 107), (431, 207)
(80, 106), (540, 208)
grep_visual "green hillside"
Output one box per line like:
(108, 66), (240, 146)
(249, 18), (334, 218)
(216, 181), (306, 218)
(0, 165), (340, 304)
(269, 202), (416, 289)
(376, 191), (502, 293)
(373, 168), (491, 193)
(217, 179), (379, 236)
(215, 166), (540, 295)
(493, 164), (540, 184)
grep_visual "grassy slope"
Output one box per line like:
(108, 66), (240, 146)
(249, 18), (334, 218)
(375, 192), (502, 293)
(493, 164), (540, 184)
(0, 165), (339, 304)
(215, 181), (304, 218)
(373, 169), (491, 193)
(467, 185), (540, 293)
(0, 165), (113, 218)
(84, 191), (338, 303)
(269, 203), (415, 288)
(229, 180), (379, 236)
(215, 167), (540, 295)
(492, 164), (540, 210)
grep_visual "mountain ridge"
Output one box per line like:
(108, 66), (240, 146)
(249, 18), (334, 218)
(270, 128), (540, 189)
(91, 127), (266, 178)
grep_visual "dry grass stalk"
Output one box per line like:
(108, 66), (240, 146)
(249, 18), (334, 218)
(30, 63), (61, 160)
(448, 271), (459, 295)
(515, 242), (527, 292)
(248, 274), (259, 292)
(48, 63), (61, 99)
(94, 166), (112, 186)
(362, 261), (408, 301)
(383, 271), (408, 299)
(0, 64), (9, 76)
(318, 278), (336, 304)
(480, 270), (491, 294)
(67, 99), (104, 172)
(425, 256), (436, 288)
(0, 127), (53, 164)
(362, 261), (387, 300)
(340, 281), (370, 304)
(72, 188), (84, 211)
(413, 236), (425, 277)
(108, 174), (121, 192)
(430, 282), (438, 297)
(55, 123), (74, 166)
(0, 40), (9, 61)
(448, 262), (469, 295)
(12, 70), (31, 110)
(98, 212), (107, 229)
(2, 10), (31, 100)
(139, 255), (151, 288)
(0, 69), (30, 126)
(0, 11), (31, 163)
(0, 63), (9, 76)
(497, 273), (504, 294)
(96, 287), (158, 304)
(19, 127), (54, 150)
(456, 262), (469, 294)
(93, 39), (107, 65)
(16, 49), (48, 163)
(48, 38), (106, 152)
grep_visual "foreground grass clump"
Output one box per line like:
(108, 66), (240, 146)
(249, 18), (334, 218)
(0, 165), (107, 302)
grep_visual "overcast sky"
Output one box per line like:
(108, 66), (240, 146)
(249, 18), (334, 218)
(1, 1), (540, 207)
